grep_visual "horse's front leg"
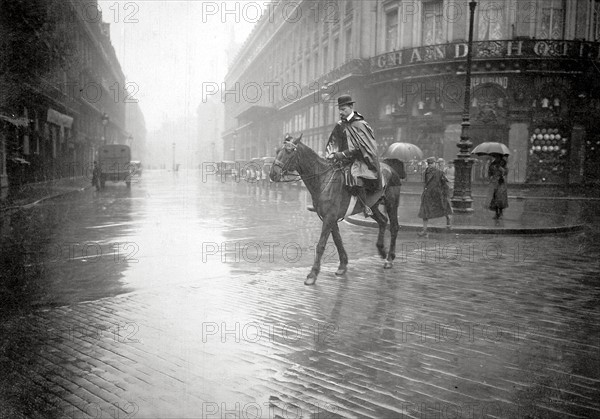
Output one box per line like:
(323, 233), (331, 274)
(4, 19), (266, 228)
(371, 206), (389, 260)
(306, 217), (335, 285)
(383, 188), (401, 269)
(331, 222), (348, 276)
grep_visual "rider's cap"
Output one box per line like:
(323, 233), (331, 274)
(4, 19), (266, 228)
(337, 95), (355, 107)
(426, 157), (436, 164)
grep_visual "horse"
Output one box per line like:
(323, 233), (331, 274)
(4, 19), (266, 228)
(270, 134), (404, 285)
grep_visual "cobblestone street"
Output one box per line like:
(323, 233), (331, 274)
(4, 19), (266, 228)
(1, 172), (599, 418)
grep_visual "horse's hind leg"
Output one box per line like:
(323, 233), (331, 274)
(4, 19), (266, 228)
(331, 222), (348, 275)
(371, 205), (388, 259)
(383, 187), (401, 269)
(306, 217), (335, 285)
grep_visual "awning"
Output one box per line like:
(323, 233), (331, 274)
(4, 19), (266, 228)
(0, 114), (29, 127)
(47, 108), (73, 129)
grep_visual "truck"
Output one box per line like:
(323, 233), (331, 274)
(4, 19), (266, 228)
(97, 144), (133, 188)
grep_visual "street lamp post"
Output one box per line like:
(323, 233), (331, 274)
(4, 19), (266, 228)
(451, 1), (477, 213)
(172, 142), (176, 171)
(101, 113), (109, 145)
(231, 130), (238, 160)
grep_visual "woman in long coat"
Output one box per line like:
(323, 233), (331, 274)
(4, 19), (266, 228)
(488, 155), (508, 219)
(418, 157), (453, 237)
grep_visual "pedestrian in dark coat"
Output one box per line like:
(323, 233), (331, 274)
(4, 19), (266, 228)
(418, 157), (452, 237)
(92, 161), (102, 191)
(488, 155), (508, 219)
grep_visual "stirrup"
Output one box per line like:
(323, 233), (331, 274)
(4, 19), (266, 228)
(364, 206), (373, 217)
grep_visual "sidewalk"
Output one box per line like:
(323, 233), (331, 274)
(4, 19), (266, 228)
(0, 176), (92, 214)
(346, 184), (589, 235)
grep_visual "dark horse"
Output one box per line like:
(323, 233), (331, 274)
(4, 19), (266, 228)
(270, 134), (404, 285)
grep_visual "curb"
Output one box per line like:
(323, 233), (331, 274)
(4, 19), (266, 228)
(1, 185), (91, 214)
(344, 216), (586, 235)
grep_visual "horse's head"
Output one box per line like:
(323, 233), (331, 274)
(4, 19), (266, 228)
(270, 133), (302, 182)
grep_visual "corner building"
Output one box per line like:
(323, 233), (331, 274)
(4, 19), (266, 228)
(223, 0), (600, 185)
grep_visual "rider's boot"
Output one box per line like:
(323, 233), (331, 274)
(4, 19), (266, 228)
(357, 187), (372, 217)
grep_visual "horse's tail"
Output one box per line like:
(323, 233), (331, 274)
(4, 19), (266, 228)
(382, 158), (406, 187)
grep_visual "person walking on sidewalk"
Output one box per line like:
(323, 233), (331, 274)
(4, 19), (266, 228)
(417, 157), (452, 237)
(325, 94), (381, 217)
(488, 154), (508, 219)
(92, 161), (102, 191)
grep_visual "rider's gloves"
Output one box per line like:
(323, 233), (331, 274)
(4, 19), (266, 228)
(334, 151), (347, 161)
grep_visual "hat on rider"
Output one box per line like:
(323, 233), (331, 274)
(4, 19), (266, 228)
(337, 95), (355, 107)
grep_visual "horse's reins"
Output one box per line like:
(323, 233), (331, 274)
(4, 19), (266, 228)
(274, 141), (338, 188)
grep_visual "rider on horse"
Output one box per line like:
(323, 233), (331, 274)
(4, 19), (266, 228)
(325, 95), (381, 217)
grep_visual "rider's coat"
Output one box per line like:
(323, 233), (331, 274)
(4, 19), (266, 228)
(325, 111), (381, 189)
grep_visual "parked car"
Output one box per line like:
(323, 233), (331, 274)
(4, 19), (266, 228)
(246, 158), (263, 181)
(218, 161), (236, 177)
(261, 157), (275, 184)
(130, 160), (142, 177)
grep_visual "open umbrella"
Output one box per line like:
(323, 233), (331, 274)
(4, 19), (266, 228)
(383, 142), (424, 161)
(471, 142), (510, 156)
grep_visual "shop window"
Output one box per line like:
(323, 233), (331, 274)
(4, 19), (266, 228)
(385, 8), (398, 51)
(539, 0), (565, 39)
(422, 1), (444, 46)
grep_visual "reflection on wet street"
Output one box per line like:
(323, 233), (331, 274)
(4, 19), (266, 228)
(1, 170), (600, 418)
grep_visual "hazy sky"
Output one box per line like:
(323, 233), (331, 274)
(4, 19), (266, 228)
(99, 1), (257, 131)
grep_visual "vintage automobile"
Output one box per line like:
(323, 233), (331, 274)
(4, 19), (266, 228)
(261, 157), (275, 184)
(130, 160), (142, 177)
(217, 161), (237, 177)
(245, 158), (264, 181)
(97, 144), (132, 188)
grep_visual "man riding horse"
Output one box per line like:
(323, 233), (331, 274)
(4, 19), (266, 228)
(325, 95), (381, 217)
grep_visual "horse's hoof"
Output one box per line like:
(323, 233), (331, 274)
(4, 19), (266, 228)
(384, 261), (393, 269)
(335, 267), (347, 276)
(305, 275), (317, 285)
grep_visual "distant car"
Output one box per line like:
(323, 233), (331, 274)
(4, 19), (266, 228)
(218, 161), (236, 176)
(130, 160), (142, 177)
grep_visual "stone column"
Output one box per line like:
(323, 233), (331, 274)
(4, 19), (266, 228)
(0, 130), (8, 199)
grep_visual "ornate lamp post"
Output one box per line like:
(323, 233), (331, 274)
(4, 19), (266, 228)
(101, 112), (109, 145)
(451, 1), (477, 213)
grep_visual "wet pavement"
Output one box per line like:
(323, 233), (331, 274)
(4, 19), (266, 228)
(1, 170), (600, 418)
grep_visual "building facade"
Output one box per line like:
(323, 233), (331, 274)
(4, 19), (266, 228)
(0, 0), (135, 197)
(223, 0), (600, 185)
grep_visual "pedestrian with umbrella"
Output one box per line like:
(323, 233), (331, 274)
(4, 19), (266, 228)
(487, 154), (508, 219)
(417, 157), (453, 237)
(471, 142), (510, 220)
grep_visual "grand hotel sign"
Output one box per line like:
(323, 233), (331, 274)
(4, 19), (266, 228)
(371, 40), (600, 71)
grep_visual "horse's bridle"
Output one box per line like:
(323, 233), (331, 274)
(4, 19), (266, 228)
(273, 141), (299, 178)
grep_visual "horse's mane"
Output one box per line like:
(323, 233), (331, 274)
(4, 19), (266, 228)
(296, 140), (329, 167)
